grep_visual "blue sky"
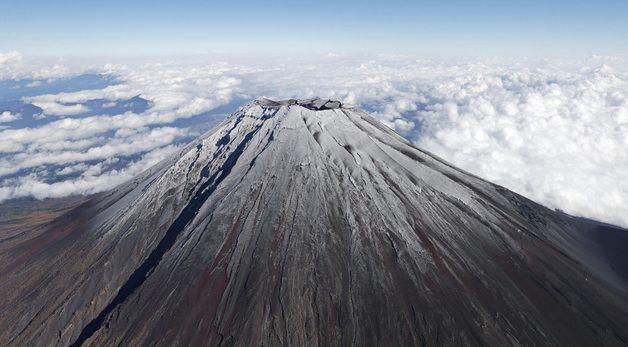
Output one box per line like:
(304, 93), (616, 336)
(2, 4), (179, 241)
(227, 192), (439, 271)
(1, 0), (627, 56)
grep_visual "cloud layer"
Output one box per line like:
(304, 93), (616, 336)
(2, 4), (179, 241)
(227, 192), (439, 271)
(0, 51), (72, 80)
(1, 52), (627, 227)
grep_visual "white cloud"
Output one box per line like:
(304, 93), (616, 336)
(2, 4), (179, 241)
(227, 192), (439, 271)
(0, 145), (181, 201)
(24, 84), (138, 107)
(0, 51), (73, 80)
(0, 126), (189, 176)
(412, 64), (628, 228)
(393, 118), (415, 133)
(0, 51), (24, 80)
(57, 163), (89, 175)
(0, 111), (21, 123)
(28, 102), (89, 116)
(26, 80), (43, 88)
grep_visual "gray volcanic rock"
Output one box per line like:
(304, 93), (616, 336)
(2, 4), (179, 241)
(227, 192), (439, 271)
(1, 98), (627, 346)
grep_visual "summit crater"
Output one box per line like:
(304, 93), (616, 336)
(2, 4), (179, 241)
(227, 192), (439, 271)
(255, 97), (345, 111)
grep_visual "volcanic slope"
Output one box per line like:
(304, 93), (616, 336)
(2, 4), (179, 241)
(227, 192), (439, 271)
(1, 98), (627, 347)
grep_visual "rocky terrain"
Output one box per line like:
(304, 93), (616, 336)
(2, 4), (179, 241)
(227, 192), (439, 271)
(1, 98), (627, 346)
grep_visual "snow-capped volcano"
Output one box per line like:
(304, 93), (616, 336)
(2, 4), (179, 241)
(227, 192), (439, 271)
(1, 98), (627, 346)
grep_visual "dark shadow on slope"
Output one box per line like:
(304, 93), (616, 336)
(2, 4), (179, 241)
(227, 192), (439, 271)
(572, 217), (628, 287)
(70, 119), (266, 347)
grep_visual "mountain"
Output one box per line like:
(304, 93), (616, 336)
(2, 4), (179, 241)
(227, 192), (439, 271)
(1, 98), (627, 346)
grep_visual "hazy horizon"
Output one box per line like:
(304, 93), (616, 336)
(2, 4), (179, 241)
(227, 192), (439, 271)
(2, 0), (627, 57)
